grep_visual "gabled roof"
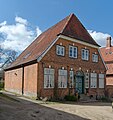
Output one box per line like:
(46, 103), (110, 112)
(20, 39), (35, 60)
(100, 47), (113, 62)
(6, 13), (99, 69)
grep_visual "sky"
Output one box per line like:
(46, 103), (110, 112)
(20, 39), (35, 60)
(0, 0), (113, 65)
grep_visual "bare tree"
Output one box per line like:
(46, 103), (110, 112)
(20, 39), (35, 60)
(0, 47), (17, 69)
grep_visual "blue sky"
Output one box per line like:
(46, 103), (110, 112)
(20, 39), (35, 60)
(0, 0), (113, 59)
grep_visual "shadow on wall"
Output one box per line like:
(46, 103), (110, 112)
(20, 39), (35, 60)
(106, 85), (113, 98)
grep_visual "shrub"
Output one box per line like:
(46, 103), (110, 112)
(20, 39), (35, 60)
(97, 96), (110, 102)
(0, 82), (4, 90)
(64, 95), (77, 101)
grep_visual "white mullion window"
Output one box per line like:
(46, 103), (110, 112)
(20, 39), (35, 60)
(56, 45), (65, 56)
(90, 73), (97, 88)
(44, 68), (54, 88)
(69, 46), (77, 58)
(82, 49), (89, 60)
(85, 73), (89, 88)
(69, 70), (74, 88)
(58, 69), (67, 88)
(99, 74), (104, 88)
(92, 54), (98, 62)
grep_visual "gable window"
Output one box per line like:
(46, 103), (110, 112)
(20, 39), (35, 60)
(69, 70), (74, 88)
(85, 73), (89, 88)
(44, 68), (54, 88)
(99, 74), (104, 88)
(90, 73), (97, 88)
(69, 46), (77, 58)
(81, 49), (89, 60)
(92, 54), (98, 62)
(58, 69), (67, 88)
(56, 45), (65, 56)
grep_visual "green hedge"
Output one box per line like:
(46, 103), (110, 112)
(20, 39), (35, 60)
(64, 95), (77, 101)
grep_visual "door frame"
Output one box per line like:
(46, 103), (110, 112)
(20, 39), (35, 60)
(75, 70), (84, 94)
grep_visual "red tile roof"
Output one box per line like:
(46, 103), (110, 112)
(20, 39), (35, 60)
(100, 46), (113, 74)
(6, 13), (99, 69)
(100, 47), (113, 62)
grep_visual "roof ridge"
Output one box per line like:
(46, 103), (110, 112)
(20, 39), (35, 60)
(60, 13), (74, 34)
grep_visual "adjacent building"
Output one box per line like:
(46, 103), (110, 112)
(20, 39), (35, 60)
(5, 14), (106, 99)
(100, 37), (113, 98)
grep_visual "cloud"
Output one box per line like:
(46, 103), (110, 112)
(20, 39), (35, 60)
(15, 16), (28, 25)
(0, 21), (7, 26)
(0, 16), (42, 52)
(36, 27), (42, 37)
(88, 30), (112, 47)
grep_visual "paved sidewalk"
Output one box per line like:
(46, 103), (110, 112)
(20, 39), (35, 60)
(0, 91), (113, 120)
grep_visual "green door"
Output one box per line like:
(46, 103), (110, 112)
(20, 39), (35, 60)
(76, 76), (84, 94)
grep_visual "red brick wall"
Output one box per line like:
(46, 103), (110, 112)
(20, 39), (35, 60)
(5, 38), (106, 99)
(38, 38), (106, 98)
(24, 63), (38, 97)
(5, 68), (22, 94)
(106, 76), (113, 97)
(106, 76), (113, 85)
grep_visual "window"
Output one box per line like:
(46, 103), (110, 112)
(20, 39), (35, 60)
(58, 69), (67, 88)
(69, 70), (74, 88)
(56, 45), (65, 56)
(99, 74), (104, 88)
(92, 54), (98, 62)
(81, 49), (89, 60)
(90, 73), (97, 88)
(44, 68), (54, 88)
(69, 46), (77, 58)
(85, 73), (89, 88)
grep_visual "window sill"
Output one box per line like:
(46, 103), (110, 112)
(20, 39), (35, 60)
(58, 87), (67, 89)
(69, 56), (77, 59)
(82, 59), (89, 61)
(44, 88), (54, 89)
(92, 61), (98, 63)
(56, 54), (65, 57)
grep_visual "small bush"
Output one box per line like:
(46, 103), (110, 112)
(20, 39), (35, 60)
(100, 96), (109, 102)
(0, 82), (4, 90)
(64, 95), (77, 101)
(97, 96), (110, 102)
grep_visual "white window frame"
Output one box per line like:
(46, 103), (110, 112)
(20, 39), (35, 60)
(58, 69), (67, 88)
(85, 73), (89, 88)
(69, 70), (74, 88)
(44, 68), (54, 88)
(92, 54), (98, 62)
(69, 46), (77, 58)
(90, 73), (97, 88)
(56, 45), (65, 56)
(99, 74), (104, 88)
(81, 49), (89, 60)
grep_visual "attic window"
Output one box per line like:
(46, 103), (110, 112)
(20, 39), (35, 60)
(23, 53), (31, 59)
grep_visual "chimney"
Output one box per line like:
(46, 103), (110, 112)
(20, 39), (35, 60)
(106, 37), (112, 47)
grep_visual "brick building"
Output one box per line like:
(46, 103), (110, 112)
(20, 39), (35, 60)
(100, 37), (113, 98)
(5, 14), (106, 99)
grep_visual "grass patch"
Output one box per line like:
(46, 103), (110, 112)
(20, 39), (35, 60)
(0, 92), (20, 102)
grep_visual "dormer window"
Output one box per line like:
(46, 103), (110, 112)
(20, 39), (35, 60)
(56, 45), (65, 56)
